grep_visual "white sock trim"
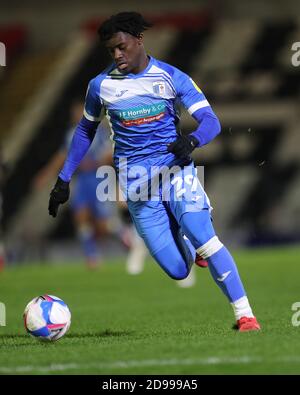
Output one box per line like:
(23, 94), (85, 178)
(196, 236), (223, 259)
(231, 296), (254, 321)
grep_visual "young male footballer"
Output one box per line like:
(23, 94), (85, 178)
(48, 12), (260, 331)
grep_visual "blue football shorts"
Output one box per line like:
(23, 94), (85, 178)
(127, 162), (211, 255)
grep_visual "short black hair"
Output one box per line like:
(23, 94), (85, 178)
(98, 12), (152, 41)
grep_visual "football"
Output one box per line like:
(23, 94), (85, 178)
(23, 295), (71, 341)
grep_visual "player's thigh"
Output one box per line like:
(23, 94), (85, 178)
(127, 200), (189, 279)
(92, 200), (114, 221)
(70, 178), (89, 215)
(127, 200), (170, 254)
(164, 163), (214, 245)
(94, 217), (110, 237)
(89, 183), (114, 235)
(70, 178), (91, 224)
(166, 163), (211, 219)
(73, 206), (92, 226)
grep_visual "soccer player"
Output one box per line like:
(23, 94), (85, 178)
(48, 12), (260, 331)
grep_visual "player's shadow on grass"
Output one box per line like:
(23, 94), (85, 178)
(66, 329), (134, 338)
(0, 334), (29, 339)
(0, 333), (43, 347)
(0, 330), (133, 346)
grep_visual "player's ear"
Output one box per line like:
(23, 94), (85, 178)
(137, 33), (143, 44)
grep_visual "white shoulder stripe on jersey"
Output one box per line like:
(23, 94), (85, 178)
(188, 100), (210, 115)
(83, 108), (102, 122)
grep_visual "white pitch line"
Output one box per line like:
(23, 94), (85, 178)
(1, 355), (300, 373)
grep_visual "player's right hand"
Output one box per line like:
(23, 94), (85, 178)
(48, 177), (70, 218)
(167, 135), (198, 158)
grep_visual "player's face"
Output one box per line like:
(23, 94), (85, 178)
(105, 32), (143, 74)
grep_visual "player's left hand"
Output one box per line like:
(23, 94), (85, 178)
(48, 177), (70, 218)
(167, 135), (199, 158)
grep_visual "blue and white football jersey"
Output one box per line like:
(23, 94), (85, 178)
(83, 56), (210, 168)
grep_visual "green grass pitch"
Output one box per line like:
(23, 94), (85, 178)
(0, 246), (300, 375)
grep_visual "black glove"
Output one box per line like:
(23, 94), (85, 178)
(167, 135), (199, 158)
(48, 177), (70, 218)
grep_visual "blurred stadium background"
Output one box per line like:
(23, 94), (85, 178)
(0, 0), (300, 263)
(2, 0), (300, 377)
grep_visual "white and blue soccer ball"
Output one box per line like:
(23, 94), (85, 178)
(23, 295), (71, 341)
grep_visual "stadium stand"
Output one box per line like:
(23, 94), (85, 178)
(0, 49), (61, 141)
(2, 33), (97, 255)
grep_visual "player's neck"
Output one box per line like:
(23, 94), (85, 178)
(131, 54), (150, 74)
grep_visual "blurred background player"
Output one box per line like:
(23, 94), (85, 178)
(34, 100), (114, 268)
(118, 202), (148, 276)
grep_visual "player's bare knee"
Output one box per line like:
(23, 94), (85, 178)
(196, 236), (223, 259)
